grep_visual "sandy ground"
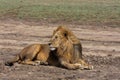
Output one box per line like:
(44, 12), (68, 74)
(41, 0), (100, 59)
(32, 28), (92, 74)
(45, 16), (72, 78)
(0, 19), (120, 80)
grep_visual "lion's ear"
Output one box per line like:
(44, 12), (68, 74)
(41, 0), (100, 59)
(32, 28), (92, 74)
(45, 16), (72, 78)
(63, 31), (68, 39)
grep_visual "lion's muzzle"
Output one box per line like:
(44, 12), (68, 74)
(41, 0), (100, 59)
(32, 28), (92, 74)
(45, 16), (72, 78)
(49, 43), (57, 51)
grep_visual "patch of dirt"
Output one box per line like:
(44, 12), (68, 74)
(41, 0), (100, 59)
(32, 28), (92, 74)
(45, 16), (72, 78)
(0, 18), (120, 80)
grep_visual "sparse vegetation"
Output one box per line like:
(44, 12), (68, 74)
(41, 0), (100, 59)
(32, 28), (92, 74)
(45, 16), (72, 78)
(0, 0), (120, 25)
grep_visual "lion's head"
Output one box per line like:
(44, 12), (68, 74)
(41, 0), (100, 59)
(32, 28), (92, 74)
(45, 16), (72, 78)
(49, 26), (82, 56)
(52, 26), (80, 44)
(50, 29), (69, 47)
(49, 26), (82, 57)
(49, 28), (73, 55)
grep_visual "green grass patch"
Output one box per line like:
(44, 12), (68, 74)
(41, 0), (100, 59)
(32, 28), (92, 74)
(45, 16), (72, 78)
(0, 0), (120, 25)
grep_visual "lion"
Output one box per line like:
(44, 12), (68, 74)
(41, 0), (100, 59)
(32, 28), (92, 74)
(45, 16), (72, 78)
(5, 44), (59, 66)
(5, 26), (93, 70)
(49, 26), (93, 70)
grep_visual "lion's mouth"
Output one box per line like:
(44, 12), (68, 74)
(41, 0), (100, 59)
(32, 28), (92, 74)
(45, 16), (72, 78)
(50, 47), (56, 51)
(49, 43), (57, 51)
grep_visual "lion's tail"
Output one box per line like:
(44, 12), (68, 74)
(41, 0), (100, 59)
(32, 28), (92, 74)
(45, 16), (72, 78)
(5, 55), (20, 66)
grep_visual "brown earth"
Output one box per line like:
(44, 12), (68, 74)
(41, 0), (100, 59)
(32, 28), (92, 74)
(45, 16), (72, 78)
(0, 18), (120, 80)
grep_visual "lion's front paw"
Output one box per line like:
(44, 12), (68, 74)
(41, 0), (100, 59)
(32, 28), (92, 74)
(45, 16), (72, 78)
(74, 63), (84, 70)
(75, 63), (93, 70)
(88, 65), (94, 70)
(81, 65), (94, 70)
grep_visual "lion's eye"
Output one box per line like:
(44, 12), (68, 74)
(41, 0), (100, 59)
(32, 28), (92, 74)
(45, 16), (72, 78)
(55, 36), (58, 39)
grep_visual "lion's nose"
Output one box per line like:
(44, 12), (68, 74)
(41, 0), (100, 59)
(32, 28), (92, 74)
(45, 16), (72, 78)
(48, 43), (51, 46)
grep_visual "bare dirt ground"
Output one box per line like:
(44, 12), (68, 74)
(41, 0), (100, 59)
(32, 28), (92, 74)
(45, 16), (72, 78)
(0, 18), (120, 80)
